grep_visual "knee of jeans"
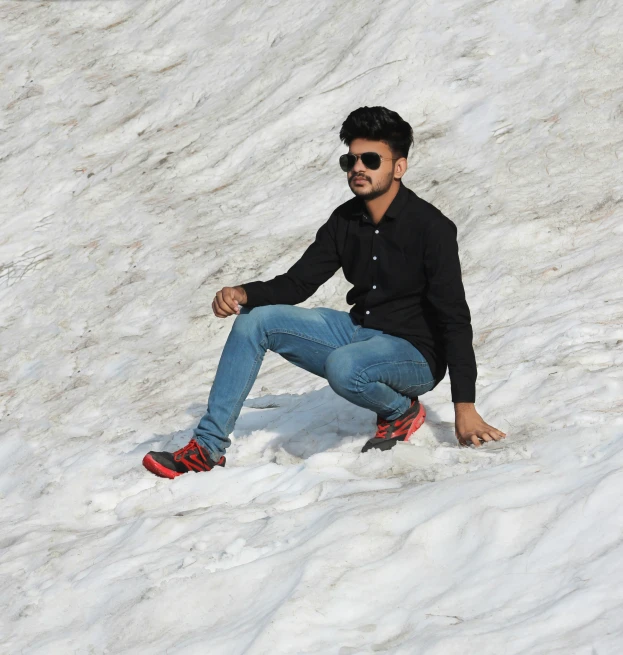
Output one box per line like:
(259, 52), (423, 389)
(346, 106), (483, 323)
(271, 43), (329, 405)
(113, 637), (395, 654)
(324, 350), (362, 392)
(231, 305), (267, 335)
(231, 311), (253, 336)
(232, 304), (289, 339)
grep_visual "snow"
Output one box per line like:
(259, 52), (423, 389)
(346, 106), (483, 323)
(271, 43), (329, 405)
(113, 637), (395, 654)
(1, 0), (622, 652)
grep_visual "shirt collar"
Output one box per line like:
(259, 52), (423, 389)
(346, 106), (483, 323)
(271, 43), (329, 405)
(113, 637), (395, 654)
(351, 180), (410, 223)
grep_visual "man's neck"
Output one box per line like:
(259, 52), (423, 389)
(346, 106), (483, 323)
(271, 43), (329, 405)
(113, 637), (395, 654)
(364, 180), (402, 225)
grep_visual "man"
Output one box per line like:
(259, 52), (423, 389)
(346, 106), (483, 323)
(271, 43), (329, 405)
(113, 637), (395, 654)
(143, 106), (506, 479)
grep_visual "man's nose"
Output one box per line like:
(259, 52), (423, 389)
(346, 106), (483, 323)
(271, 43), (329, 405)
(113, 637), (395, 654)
(352, 158), (367, 174)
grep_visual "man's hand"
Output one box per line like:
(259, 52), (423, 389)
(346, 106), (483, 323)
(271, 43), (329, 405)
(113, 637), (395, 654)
(212, 285), (248, 318)
(454, 402), (506, 447)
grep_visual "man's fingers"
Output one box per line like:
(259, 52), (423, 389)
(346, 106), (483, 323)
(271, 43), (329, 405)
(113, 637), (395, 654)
(219, 290), (239, 314)
(486, 426), (507, 440)
(457, 433), (479, 447)
(458, 433), (489, 447)
(224, 292), (239, 314)
(213, 287), (244, 318)
(212, 297), (229, 318)
(215, 292), (235, 316)
(457, 423), (508, 448)
(230, 293), (241, 314)
(486, 424), (506, 439)
(215, 291), (231, 314)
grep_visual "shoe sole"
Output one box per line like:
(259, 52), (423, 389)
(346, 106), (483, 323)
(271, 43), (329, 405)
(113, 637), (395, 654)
(142, 454), (183, 479)
(362, 403), (426, 453)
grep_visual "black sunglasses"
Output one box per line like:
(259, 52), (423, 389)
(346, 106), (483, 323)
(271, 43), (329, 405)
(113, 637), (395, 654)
(339, 152), (398, 172)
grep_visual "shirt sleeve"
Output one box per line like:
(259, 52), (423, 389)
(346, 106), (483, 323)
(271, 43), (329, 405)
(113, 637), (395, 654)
(423, 213), (477, 403)
(240, 211), (342, 308)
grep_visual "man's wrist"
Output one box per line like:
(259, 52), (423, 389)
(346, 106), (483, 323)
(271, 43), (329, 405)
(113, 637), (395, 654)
(454, 402), (476, 413)
(234, 285), (248, 305)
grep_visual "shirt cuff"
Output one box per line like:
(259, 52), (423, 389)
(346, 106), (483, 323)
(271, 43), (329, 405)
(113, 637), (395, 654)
(450, 378), (476, 404)
(239, 281), (266, 308)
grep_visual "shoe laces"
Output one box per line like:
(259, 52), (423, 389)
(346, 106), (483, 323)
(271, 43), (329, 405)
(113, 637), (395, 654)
(174, 439), (205, 462)
(375, 417), (391, 439)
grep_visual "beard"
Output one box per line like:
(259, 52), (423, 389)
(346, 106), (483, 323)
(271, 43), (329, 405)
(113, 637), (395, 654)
(349, 168), (395, 200)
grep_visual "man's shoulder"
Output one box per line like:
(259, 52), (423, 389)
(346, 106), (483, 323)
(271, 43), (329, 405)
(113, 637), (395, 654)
(405, 188), (457, 234)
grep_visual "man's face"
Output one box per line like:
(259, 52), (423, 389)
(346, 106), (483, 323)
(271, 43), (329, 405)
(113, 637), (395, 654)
(346, 138), (401, 200)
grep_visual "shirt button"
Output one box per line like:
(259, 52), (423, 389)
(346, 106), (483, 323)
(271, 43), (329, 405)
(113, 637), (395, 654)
(372, 256), (377, 260)
(375, 230), (379, 234)
(366, 310), (370, 315)
(372, 285), (377, 290)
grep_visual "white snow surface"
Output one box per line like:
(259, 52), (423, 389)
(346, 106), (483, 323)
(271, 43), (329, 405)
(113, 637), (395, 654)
(1, 0), (622, 653)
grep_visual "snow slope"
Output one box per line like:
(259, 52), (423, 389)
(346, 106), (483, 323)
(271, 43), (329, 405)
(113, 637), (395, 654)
(1, 0), (622, 652)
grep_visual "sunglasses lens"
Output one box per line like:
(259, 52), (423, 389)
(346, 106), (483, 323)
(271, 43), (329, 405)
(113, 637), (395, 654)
(340, 152), (383, 171)
(339, 154), (355, 172)
(361, 153), (382, 170)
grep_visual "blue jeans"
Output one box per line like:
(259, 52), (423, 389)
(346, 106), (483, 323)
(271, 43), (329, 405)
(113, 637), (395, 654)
(193, 305), (436, 458)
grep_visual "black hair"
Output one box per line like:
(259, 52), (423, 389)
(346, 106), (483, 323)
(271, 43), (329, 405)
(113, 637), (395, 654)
(339, 106), (414, 159)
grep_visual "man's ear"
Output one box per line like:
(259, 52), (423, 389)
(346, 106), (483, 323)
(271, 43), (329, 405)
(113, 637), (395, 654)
(395, 157), (408, 180)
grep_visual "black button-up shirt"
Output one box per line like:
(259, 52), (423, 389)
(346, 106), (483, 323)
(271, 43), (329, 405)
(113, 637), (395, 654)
(241, 181), (477, 403)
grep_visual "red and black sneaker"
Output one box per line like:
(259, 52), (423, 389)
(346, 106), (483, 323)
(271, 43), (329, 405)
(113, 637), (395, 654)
(374, 413), (392, 440)
(361, 399), (426, 453)
(142, 439), (226, 479)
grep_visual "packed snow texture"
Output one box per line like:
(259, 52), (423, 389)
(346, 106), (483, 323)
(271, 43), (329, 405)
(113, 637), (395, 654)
(1, 0), (622, 653)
